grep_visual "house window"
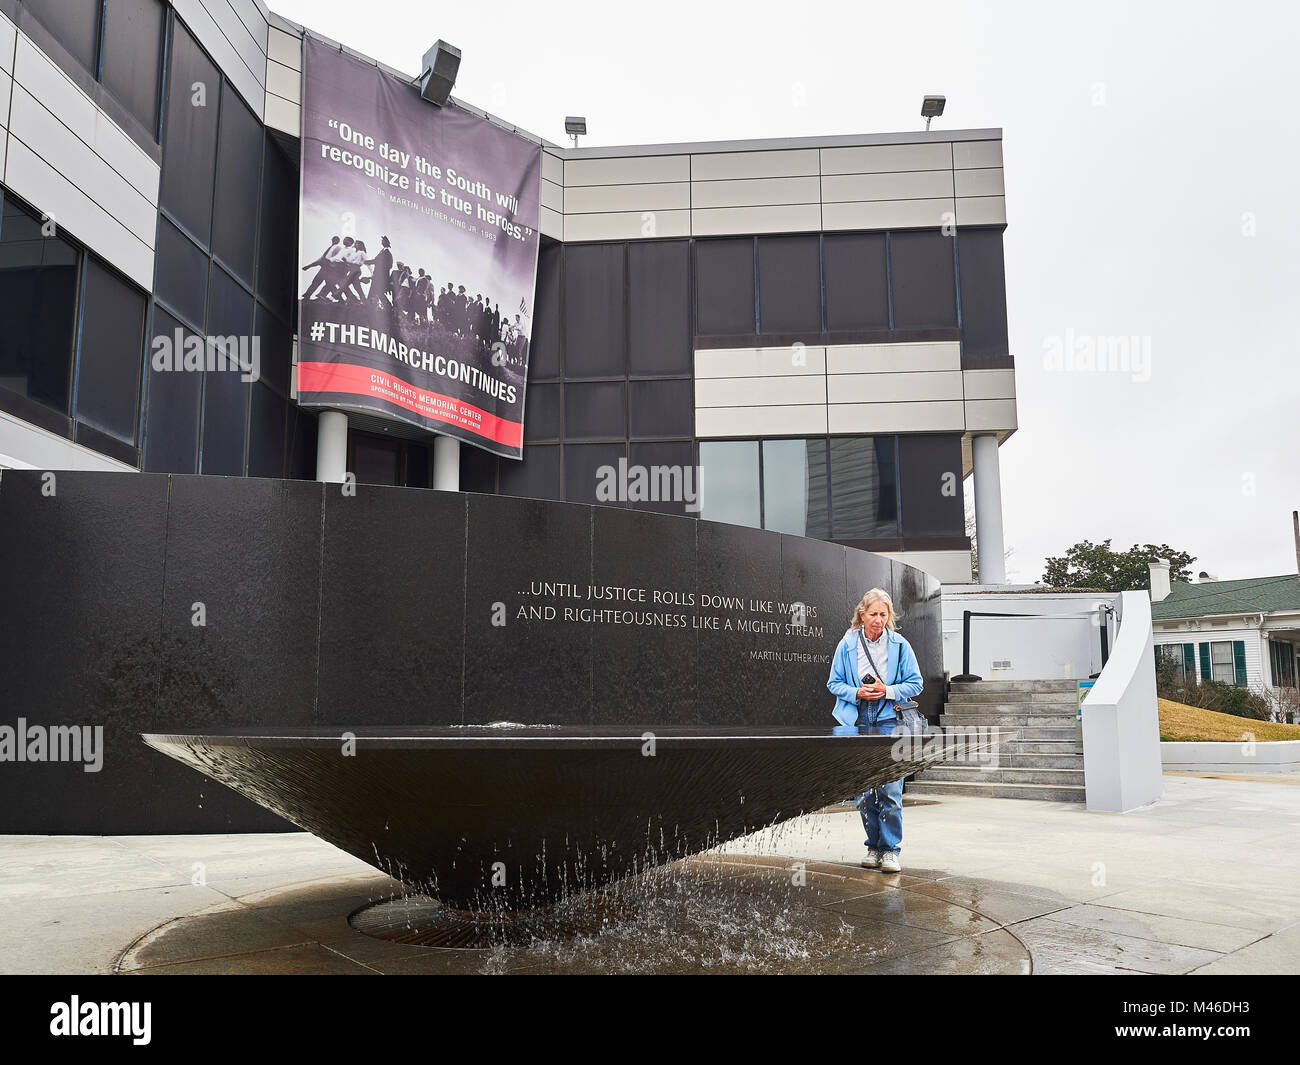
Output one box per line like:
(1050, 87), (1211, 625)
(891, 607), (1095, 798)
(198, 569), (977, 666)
(1210, 641), (1237, 685)
(1159, 644), (1188, 682)
(1269, 641), (1296, 689)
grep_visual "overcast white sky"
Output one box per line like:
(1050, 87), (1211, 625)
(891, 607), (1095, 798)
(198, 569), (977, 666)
(272, 0), (1300, 583)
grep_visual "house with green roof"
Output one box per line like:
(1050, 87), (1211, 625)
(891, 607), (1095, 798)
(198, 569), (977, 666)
(1147, 560), (1300, 698)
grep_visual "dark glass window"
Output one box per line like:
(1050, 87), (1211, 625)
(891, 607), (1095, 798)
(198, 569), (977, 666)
(523, 382), (560, 442)
(247, 382), (286, 478)
(253, 303), (291, 396)
(757, 235), (821, 334)
(0, 197), (79, 414)
(762, 438), (828, 538)
(74, 259), (146, 443)
(500, 443), (559, 501)
(285, 405), (317, 480)
(405, 443), (429, 488)
(695, 238), (754, 336)
(699, 440), (760, 528)
(829, 436), (898, 539)
(889, 230), (957, 329)
(824, 233), (890, 331)
(212, 89), (264, 286)
(257, 135), (298, 318)
(563, 244), (625, 378)
(142, 308), (201, 472)
(628, 379), (693, 439)
(352, 434), (401, 485)
(25, 0), (101, 71)
(460, 441), (498, 494)
(564, 442), (625, 506)
(529, 242), (561, 379)
(628, 440), (698, 516)
(100, 0), (165, 133)
(957, 228), (1010, 363)
(199, 267), (253, 475)
(160, 23), (220, 246)
(154, 216), (208, 329)
(898, 434), (965, 538)
(564, 380), (624, 439)
(628, 240), (690, 374)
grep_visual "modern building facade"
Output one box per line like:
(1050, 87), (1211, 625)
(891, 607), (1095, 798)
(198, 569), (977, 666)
(0, 0), (1016, 584)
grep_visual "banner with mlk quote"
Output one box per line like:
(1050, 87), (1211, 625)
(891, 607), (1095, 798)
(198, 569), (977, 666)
(295, 37), (542, 459)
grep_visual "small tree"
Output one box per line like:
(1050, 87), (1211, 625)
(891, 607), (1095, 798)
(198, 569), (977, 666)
(1042, 539), (1196, 592)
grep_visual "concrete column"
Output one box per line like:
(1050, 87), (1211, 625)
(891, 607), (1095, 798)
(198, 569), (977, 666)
(433, 434), (460, 491)
(971, 433), (1006, 585)
(316, 411), (348, 483)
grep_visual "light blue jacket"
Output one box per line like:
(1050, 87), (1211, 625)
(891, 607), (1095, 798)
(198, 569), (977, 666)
(827, 627), (924, 727)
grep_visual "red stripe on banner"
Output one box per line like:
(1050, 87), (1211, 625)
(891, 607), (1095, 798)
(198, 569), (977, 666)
(296, 362), (523, 448)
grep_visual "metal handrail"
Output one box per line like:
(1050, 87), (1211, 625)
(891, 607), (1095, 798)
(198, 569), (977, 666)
(952, 608), (1111, 682)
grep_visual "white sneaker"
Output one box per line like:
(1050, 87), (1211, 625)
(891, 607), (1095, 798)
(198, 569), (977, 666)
(861, 848), (880, 869)
(880, 851), (902, 873)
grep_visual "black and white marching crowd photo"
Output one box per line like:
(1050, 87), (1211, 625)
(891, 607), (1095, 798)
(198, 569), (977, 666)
(299, 228), (531, 370)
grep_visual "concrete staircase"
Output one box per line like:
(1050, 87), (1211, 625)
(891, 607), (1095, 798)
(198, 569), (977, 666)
(908, 679), (1087, 802)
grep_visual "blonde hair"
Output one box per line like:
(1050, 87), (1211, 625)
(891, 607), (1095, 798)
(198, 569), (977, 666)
(851, 588), (897, 631)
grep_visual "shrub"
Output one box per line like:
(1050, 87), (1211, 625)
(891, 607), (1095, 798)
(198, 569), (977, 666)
(1156, 673), (1272, 721)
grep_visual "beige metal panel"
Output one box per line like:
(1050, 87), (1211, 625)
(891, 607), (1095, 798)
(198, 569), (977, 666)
(564, 154), (690, 187)
(539, 178), (562, 213)
(264, 92), (299, 136)
(14, 36), (96, 144)
(564, 181), (690, 214)
(690, 148), (819, 181)
(92, 111), (159, 201)
(696, 404), (828, 437)
(562, 209), (690, 242)
(820, 142), (952, 175)
(267, 25), (302, 70)
(828, 370), (964, 404)
(954, 167), (1004, 197)
(220, 0), (270, 59)
(8, 84), (156, 243)
(821, 170), (954, 203)
(956, 196), (1007, 226)
(170, 0), (264, 113)
(265, 58), (300, 104)
(0, 12), (15, 74)
(952, 139), (1003, 169)
(541, 151), (563, 185)
(877, 549), (973, 584)
(694, 346), (826, 379)
(538, 205), (562, 240)
(825, 342), (962, 374)
(3, 137), (153, 287)
(964, 398), (1018, 432)
(822, 198), (954, 231)
(827, 400), (965, 434)
(691, 203), (821, 236)
(694, 374), (826, 408)
(961, 368), (1017, 401)
(689, 175), (820, 209)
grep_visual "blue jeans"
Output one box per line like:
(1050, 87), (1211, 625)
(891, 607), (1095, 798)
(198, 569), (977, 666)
(855, 778), (903, 854)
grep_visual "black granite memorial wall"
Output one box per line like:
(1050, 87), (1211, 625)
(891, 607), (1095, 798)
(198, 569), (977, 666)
(0, 470), (942, 834)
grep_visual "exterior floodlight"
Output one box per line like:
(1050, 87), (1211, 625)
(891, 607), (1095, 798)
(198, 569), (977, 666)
(921, 94), (945, 131)
(565, 116), (587, 147)
(419, 40), (461, 106)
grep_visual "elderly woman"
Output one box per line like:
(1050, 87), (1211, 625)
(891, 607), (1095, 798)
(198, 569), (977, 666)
(827, 588), (924, 873)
